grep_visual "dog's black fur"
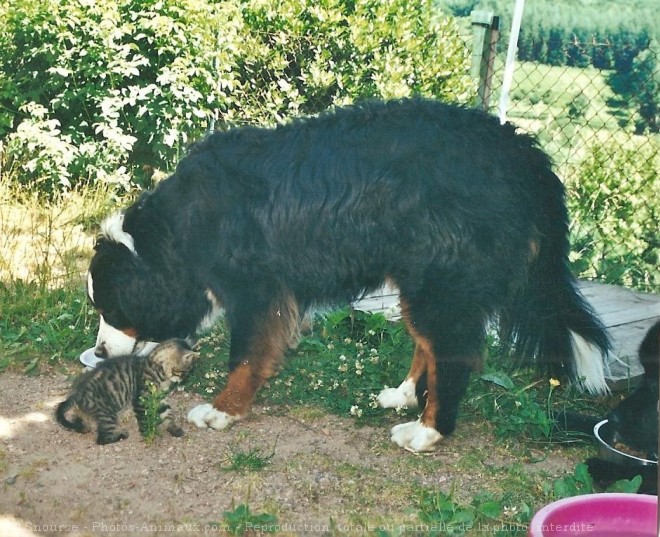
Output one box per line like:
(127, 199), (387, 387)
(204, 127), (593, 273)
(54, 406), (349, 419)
(89, 99), (610, 437)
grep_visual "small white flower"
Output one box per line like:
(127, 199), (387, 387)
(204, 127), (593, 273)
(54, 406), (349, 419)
(350, 405), (363, 418)
(503, 505), (519, 517)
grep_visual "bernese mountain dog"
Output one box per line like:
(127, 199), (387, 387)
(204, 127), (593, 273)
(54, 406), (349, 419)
(87, 98), (611, 452)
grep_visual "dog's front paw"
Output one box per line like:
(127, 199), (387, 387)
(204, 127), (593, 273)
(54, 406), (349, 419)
(377, 379), (418, 409)
(187, 404), (241, 430)
(390, 420), (443, 453)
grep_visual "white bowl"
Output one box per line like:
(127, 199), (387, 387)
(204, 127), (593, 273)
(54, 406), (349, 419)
(594, 419), (658, 467)
(79, 347), (104, 369)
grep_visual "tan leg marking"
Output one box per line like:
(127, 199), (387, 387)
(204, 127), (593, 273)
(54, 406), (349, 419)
(212, 296), (300, 417)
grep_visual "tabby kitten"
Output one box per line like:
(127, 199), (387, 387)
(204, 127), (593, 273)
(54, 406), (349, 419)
(56, 339), (198, 444)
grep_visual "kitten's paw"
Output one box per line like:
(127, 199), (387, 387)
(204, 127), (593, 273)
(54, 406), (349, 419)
(377, 379), (418, 409)
(97, 431), (128, 445)
(187, 404), (241, 430)
(165, 422), (185, 437)
(390, 420), (443, 453)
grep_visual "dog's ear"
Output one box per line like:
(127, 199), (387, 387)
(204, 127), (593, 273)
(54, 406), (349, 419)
(89, 237), (208, 341)
(89, 238), (143, 331)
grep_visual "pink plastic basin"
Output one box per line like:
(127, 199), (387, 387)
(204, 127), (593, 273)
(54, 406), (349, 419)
(528, 493), (658, 537)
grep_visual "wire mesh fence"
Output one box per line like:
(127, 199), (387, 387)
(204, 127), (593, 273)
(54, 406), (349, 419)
(466, 9), (659, 292)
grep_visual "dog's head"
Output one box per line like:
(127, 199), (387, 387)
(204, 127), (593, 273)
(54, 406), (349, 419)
(87, 212), (223, 358)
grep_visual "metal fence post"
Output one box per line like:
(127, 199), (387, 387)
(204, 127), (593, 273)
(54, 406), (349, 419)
(470, 10), (500, 111)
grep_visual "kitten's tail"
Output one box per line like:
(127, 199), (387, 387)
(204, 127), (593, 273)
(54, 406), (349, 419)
(55, 398), (86, 432)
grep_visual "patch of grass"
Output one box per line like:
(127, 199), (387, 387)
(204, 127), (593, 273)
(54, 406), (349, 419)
(189, 308), (415, 425)
(0, 281), (97, 372)
(220, 444), (275, 473)
(271, 308), (414, 422)
(186, 307), (641, 533)
(0, 177), (117, 371)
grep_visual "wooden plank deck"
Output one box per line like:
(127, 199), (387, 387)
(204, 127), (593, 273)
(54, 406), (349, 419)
(353, 281), (660, 384)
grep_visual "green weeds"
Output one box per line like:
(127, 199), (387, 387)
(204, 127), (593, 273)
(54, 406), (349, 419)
(550, 463), (642, 498)
(412, 463), (642, 537)
(415, 487), (531, 537)
(138, 381), (169, 445)
(0, 281), (97, 373)
(220, 502), (278, 536)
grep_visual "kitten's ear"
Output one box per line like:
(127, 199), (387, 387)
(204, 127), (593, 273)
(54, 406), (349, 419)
(185, 351), (200, 361)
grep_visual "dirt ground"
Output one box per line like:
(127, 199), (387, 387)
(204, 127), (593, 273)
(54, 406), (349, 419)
(0, 370), (582, 537)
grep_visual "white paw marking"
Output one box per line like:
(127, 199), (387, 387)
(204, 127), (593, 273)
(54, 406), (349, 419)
(377, 379), (418, 409)
(390, 420), (443, 453)
(187, 404), (241, 430)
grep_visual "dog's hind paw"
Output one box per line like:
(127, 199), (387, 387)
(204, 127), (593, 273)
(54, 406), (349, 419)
(390, 420), (443, 453)
(187, 404), (241, 430)
(377, 379), (418, 409)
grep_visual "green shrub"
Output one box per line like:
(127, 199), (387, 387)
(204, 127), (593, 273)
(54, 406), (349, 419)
(567, 139), (660, 292)
(0, 0), (473, 194)
(0, 0), (235, 191)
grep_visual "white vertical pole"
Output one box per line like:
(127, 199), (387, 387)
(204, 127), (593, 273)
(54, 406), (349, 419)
(498, 0), (526, 125)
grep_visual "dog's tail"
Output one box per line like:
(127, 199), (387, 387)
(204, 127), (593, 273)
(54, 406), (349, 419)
(55, 398), (87, 432)
(501, 164), (611, 394)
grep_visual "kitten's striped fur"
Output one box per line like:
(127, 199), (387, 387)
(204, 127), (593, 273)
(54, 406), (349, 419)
(56, 339), (198, 444)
